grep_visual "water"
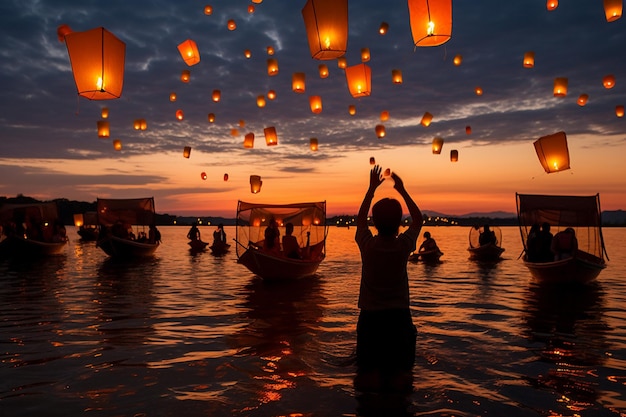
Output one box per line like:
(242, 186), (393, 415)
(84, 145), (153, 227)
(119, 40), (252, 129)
(1, 226), (625, 416)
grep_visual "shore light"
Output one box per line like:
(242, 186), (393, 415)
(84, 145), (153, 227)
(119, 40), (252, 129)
(302, 0), (348, 60)
(177, 39), (200, 66)
(534, 131), (570, 173)
(408, 0), (452, 47)
(345, 63), (372, 98)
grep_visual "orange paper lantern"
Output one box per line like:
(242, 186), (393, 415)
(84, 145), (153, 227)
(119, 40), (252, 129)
(301, 0), (348, 60)
(375, 124), (386, 138)
(523, 51), (535, 68)
(603, 74), (616, 89)
(250, 175), (262, 194)
(201, 172), (207, 180)
(267, 58), (279, 76)
(267, 90), (276, 100)
(227, 19), (236, 30)
(264, 126), (278, 146)
(391, 69), (403, 84)
(257, 95), (266, 108)
(547, 0), (558, 10)
(345, 63), (372, 98)
(169, 92), (177, 102)
(224, 173), (229, 181)
(101, 107), (109, 119)
(453, 54), (462, 66)
(616, 105), (625, 117)
(361, 47), (371, 62)
(380, 110), (389, 121)
(181, 70), (191, 83)
(369, 157), (376, 165)
(292, 72), (306, 93)
(183, 146), (191, 158)
(139, 119), (147, 130)
(310, 138), (319, 151)
(408, 0), (452, 47)
(212, 89), (221, 102)
(553, 77), (568, 97)
(379, 22), (389, 35)
(450, 149), (459, 162)
(267, 46), (274, 55)
(421, 112), (433, 127)
(577, 94), (589, 106)
(604, 0), (622, 21)
(318, 64), (329, 78)
(337, 56), (347, 69)
(244, 49), (251, 58)
(475, 86), (483, 96)
(244, 133), (255, 148)
(177, 39), (200, 66)
(432, 137), (444, 154)
(248, 5), (255, 13)
(208, 113), (215, 123)
(97, 120), (110, 137)
(309, 96), (322, 113)
(534, 131), (570, 173)
(133, 119), (141, 130)
(113, 139), (122, 151)
(204, 5), (213, 15)
(175, 109), (184, 120)
(348, 105), (356, 115)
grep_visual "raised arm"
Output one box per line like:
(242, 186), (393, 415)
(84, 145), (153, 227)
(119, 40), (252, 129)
(391, 172), (422, 232)
(357, 165), (384, 229)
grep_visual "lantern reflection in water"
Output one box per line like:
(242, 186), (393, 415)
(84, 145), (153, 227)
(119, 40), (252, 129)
(534, 131), (570, 173)
(301, 0), (348, 60)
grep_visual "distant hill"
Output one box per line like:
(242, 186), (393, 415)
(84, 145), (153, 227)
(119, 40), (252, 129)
(602, 210), (626, 226)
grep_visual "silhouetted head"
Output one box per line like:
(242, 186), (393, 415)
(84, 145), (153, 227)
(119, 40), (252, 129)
(541, 222), (551, 232)
(285, 222), (294, 235)
(372, 198), (402, 237)
(424, 231), (431, 239)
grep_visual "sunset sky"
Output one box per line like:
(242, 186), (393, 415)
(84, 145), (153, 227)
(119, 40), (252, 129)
(0, 0), (624, 217)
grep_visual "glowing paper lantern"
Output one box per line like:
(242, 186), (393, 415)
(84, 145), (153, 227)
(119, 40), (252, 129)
(375, 124), (386, 138)
(177, 39), (200, 66)
(475, 86), (483, 96)
(421, 112), (433, 127)
(553, 77), (568, 97)
(257, 95), (266, 108)
(267, 46), (274, 55)
(616, 105), (625, 117)
(391, 69), (403, 84)
(73, 213), (84, 227)
(267, 58), (279, 76)
(379, 22), (389, 35)
(361, 48), (371, 62)
(267, 90), (276, 100)
(408, 0), (452, 47)
(577, 94), (589, 106)
(201, 172), (207, 180)
(523, 51), (535, 68)
(337, 57), (347, 69)
(244, 133), (255, 148)
(133, 119), (141, 130)
(345, 63), (372, 98)
(140, 119), (147, 130)
(97, 120), (110, 137)
(301, 0), (348, 60)
(175, 109), (184, 120)
(319, 64), (329, 78)
(453, 54), (462, 66)
(169, 92), (177, 102)
(60, 26), (126, 100)
(369, 157), (376, 165)
(101, 107), (109, 119)
(547, 0), (558, 10)
(380, 110), (389, 121)
(603, 74), (616, 89)
(239, 119), (245, 128)
(208, 113), (215, 123)
(248, 5), (255, 13)
(252, 0), (262, 3)
(604, 0), (622, 21)
(231, 129), (239, 137)
(533, 131), (570, 173)
(244, 49), (251, 58)
(450, 150), (459, 162)
(183, 146), (191, 158)
(227, 19), (236, 30)
(181, 70), (191, 83)
(264, 126), (278, 146)
(250, 175), (262, 194)
(310, 138), (319, 151)
(224, 173), (229, 181)
(465, 126), (472, 135)
(292, 72), (306, 93)
(212, 89), (221, 102)
(432, 137), (444, 154)
(309, 96), (322, 113)
(204, 5), (213, 15)
(113, 139), (122, 151)
(348, 105), (356, 115)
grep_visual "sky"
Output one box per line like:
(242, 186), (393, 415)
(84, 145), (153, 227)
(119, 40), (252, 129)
(0, 0), (624, 218)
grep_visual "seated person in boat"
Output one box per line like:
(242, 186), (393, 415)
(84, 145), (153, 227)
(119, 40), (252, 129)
(137, 231), (147, 243)
(282, 222), (302, 259)
(536, 222), (554, 262)
(111, 221), (129, 239)
(418, 231), (439, 253)
(525, 223), (542, 262)
(52, 221), (67, 243)
(478, 224), (497, 246)
(263, 218), (281, 253)
(187, 221), (201, 241)
(212, 223), (226, 246)
(551, 227), (578, 261)
(149, 224), (161, 244)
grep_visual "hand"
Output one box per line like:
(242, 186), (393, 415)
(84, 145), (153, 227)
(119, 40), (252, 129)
(391, 171), (405, 192)
(369, 165), (384, 190)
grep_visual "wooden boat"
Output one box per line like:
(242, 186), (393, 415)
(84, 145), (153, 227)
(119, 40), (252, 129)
(235, 201), (328, 280)
(96, 197), (160, 259)
(188, 239), (208, 252)
(74, 211), (99, 241)
(467, 225), (505, 261)
(209, 241), (230, 255)
(0, 202), (68, 257)
(516, 193), (608, 283)
(409, 248), (443, 264)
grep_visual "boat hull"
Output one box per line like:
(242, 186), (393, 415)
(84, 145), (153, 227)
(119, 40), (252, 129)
(409, 249), (443, 264)
(468, 243), (505, 261)
(97, 235), (159, 258)
(523, 251), (606, 284)
(0, 235), (67, 257)
(77, 227), (99, 241)
(238, 246), (323, 280)
(209, 242), (230, 255)
(188, 240), (208, 252)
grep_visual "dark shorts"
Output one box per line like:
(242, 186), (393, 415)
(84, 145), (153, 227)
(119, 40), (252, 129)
(356, 308), (417, 372)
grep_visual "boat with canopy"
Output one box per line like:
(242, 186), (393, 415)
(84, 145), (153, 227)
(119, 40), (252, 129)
(75, 211), (99, 241)
(467, 225), (505, 261)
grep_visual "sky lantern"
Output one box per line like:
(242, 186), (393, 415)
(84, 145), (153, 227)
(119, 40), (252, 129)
(177, 39), (200, 66)
(391, 69), (403, 84)
(113, 139), (122, 151)
(318, 64), (329, 78)
(310, 138), (319, 151)
(267, 46), (274, 55)
(474, 86), (483, 96)
(577, 94), (589, 106)
(224, 173), (229, 181)
(181, 70), (190, 83)
(616, 105), (625, 117)
(97, 120), (110, 137)
(361, 47), (371, 62)
(369, 157), (376, 165)
(231, 128), (239, 136)
(553, 77), (568, 97)
(257, 95), (266, 107)
(252, 0), (262, 3)
(380, 110), (389, 121)
(379, 22), (389, 35)
(533, 131), (570, 173)
(133, 119), (141, 130)
(212, 89), (221, 102)
(239, 119), (245, 128)
(348, 104), (356, 115)
(60, 26), (126, 100)
(201, 172), (207, 180)
(227, 19), (236, 30)
(465, 126), (472, 135)
(301, 0), (348, 60)
(604, 0), (622, 21)
(450, 149), (459, 162)
(248, 5), (255, 13)
(73, 213), (84, 227)
(523, 51), (535, 68)
(375, 124), (386, 138)
(453, 54), (462, 66)
(139, 119), (147, 130)
(408, 0), (452, 47)
(204, 5), (213, 15)
(309, 96), (322, 113)
(345, 63), (372, 98)
(250, 175), (262, 194)
(183, 146), (191, 158)
(264, 126), (278, 146)
(547, 0), (558, 10)
(292, 72), (306, 93)
(421, 111), (433, 126)
(432, 137), (444, 154)
(208, 113), (215, 123)
(337, 57), (347, 69)
(169, 92), (177, 102)
(244, 49), (251, 58)
(101, 107), (109, 119)
(603, 74), (616, 89)
(244, 133), (254, 148)
(175, 109), (184, 120)
(267, 90), (276, 100)
(267, 58), (279, 76)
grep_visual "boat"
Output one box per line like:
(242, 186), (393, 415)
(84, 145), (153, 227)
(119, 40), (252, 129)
(408, 248), (443, 264)
(188, 239), (208, 252)
(74, 211), (99, 241)
(0, 202), (68, 257)
(516, 193), (608, 283)
(209, 241), (230, 255)
(96, 197), (160, 258)
(235, 201), (328, 280)
(467, 225), (505, 261)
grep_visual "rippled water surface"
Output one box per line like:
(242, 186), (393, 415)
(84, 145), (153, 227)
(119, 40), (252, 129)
(1, 226), (625, 416)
